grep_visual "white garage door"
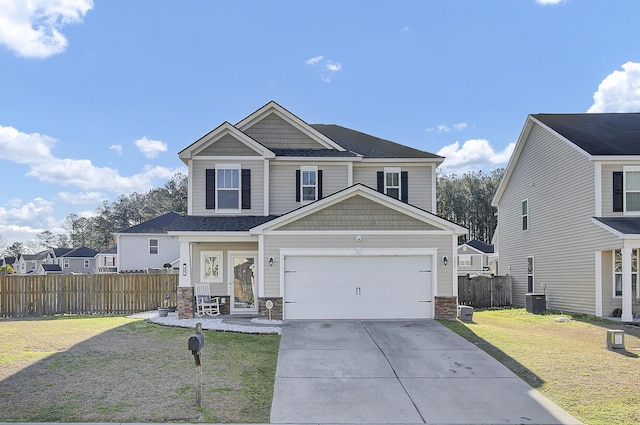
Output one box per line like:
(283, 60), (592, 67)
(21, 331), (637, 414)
(284, 255), (432, 320)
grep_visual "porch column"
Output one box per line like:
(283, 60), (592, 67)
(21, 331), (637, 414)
(178, 240), (192, 288)
(621, 247), (633, 322)
(595, 251), (602, 317)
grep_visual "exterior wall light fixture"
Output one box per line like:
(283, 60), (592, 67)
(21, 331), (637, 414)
(442, 256), (449, 266)
(268, 257), (274, 267)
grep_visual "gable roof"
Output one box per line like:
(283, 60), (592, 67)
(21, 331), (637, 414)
(62, 247), (98, 258)
(20, 251), (49, 261)
(311, 124), (443, 160)
(98, 246), (117, 255)
(52, 248), (73, 258)
(532, 113), (640, 156)
(1, 256), (16, 266)
(168, 215), (279, 232)
(461, 239), (494, 254)
(118, 211), (184, 234)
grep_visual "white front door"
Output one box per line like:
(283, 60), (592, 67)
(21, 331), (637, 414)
(228, 252), (258, 314)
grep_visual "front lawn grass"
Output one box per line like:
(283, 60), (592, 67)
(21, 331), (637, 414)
(440, 308), (640, 425)
(0, 315), (280, 423)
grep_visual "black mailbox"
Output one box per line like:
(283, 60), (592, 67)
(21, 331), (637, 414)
(188, 333), (204, 354)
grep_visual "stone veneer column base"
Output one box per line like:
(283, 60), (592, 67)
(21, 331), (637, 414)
(258, 297), (283, 320)
(178, 287), (194, 319)
(434, 296), (458, 320)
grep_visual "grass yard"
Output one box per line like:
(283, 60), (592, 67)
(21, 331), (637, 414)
(441, 308), (640, 425)
(0, 315), (280, 423)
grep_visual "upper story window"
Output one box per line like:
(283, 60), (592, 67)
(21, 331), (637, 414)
(522, 199), (529, 230)
(296, 167), (323, 204)
(149, 238), (159, 255)
(377, 168), (409, 202)
(63, 259), (69, 269)
(624, 167), (640, 214)
(84, 260), (90, 268)
(206, 166), (251, 212)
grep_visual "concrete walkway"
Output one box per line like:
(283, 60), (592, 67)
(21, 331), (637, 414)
(270, 320), (582, 425)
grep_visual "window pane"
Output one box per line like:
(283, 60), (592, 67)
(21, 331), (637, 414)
(303, 187), (316, 201)
(386, 172), (399, 186)
(634, 249), (638, 273)
(615, 274), (622, 296)
(614, 249), (622, 272)
(527, 258), (533, 274)
(217, 169), (239, 189)
(522, 216), (528, 230)
(627, 193), (640, 211)
(218, 190), (239, 209)
(522, 200), (528, 215)
(626, 171), (640, 190)
(303, 171), (316, 185)
(387, 188), (399, 199)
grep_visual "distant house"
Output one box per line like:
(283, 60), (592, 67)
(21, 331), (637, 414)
(493, 113), (640, 321)
(59, 247), (99, 274)
(95, 246), (118, 273)
(457, 239), (495, 276)
(114, 211), (182, 273)
(15, 251), (49, 274)
(47, 248), (73, 267)
(38, 264), (63, 275)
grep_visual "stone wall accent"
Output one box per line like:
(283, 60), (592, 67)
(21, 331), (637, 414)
(178, 287), (194, 319)
(258, 297), (283, 320)
(434, 296), (458, 320)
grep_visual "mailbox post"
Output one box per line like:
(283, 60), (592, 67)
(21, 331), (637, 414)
(188, 323), (204, 407)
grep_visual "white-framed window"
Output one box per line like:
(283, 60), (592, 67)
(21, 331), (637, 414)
(527, 256), (534, 292)
(63, 259), (69, 269)
(149, 239), (159, 255)
(105, 256), (115, 267)
(459, 255), (472, 267)
(84, 260), (90, 268)
(522, 199), (529, 231)
(384, 167), (401, 199)
(301, 166), (318, 203)
(613, 249), (639, 298)
(216, 164), (241, 211)
(201, 251), (223, 282)
(624, 166), (640, 214)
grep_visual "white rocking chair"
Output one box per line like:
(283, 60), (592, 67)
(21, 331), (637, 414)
(194, 283), (220, 317)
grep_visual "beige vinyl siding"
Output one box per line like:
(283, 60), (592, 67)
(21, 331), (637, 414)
(195, 134), (261, 157)
(244, 113), (326, 150)
(191, 160), (264, 215)
(600, 250), (622, 315)
(262, 233), (455, 297)
(190, 242), (258, 295)
(352, 164), (434, 211)
(278, 195), (440, 231)
(269, 162), (349, 215)
(497, 123), (619, 314)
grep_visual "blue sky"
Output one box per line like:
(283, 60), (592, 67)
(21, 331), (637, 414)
(1, 0), (640, 249)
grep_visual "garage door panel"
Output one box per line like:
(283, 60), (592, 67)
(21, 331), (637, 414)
(284, 255), (432, 320)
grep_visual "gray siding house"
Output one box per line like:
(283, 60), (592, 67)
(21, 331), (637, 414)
(493, 113), (640, 322)
(457, 239), (495, 276)
(170, 101), (467, 320)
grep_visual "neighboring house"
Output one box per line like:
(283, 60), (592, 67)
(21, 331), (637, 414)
(15, 251), (49, 274)
(47, 247), (73, 267)
(59, 247), (99, 274)
(114, 211), (182, 273)
(169, 101), (467, 320)
(0, 256), (16, 268)
(95, 247), (118, 273)
(493, 113), (640, 322)
(457, 239), (495, 276)
(38, 264), (63, 275)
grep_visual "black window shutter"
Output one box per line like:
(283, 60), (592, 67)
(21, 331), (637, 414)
(613, 171), (623, 212)
(377, 171), (384, 193)
(241, 169), (251, 209)
(318, 170), (323, 199)
(296, 170), (301, 202)
(205, 169), (215, 209)
(400, 171), (409, 203)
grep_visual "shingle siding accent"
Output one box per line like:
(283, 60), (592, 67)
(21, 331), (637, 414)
(196, 134), (261, 156)
(277, 195), (439, 231)
(244, 113), (325, 150)
(497, 123), (618, 315)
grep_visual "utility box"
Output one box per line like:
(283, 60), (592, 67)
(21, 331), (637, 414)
(606, 329), (625, 350)
(457, 305), (474, 322)
(525, 293), (546, 314)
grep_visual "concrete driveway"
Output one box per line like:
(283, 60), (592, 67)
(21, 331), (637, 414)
(270, 320), (581, 424)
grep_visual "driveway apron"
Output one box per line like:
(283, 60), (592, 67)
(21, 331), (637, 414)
(270, 319), (582, 425)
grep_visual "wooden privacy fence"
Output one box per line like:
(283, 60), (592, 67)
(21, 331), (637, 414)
(0, 274), (178, 318)
(458, 275), (512, 308)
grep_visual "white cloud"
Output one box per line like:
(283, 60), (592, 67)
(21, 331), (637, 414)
(135, 136), (167, 158)
(588, 62), (640, 113)
(110, 144), (123, 155)
(0, 197), (54, 227)
(536, 0), (565, 5)
(427, 122), (469, 133)
(0, 125), (56, 163)
(437, 139), (515, 175)
(305, 56), (323, 65)
(57, 191), (106, 205)
(0, 0), (94, 58)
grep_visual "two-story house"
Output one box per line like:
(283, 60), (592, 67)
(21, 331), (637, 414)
(493, 113), (640, 322)
(457, 239), (495, 276)
(15, 251), (49, 274)
(169, 101), (467, 320)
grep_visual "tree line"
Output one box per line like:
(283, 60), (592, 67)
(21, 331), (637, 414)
(1, 169), (503, 257)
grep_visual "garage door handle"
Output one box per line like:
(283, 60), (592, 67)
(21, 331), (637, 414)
(419, 300), (432, 303)
(285, 301), (298, 304)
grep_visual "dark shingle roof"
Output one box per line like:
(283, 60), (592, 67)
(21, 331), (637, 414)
(168, 215), (280, 232)
(119, 211), (184, 234)
(465, 239), (494, 254)
(52, 248), (73, 257)
(99, 246), (117, 254)
(311, 124), (442, 159)
(62, 247), (99, 258)
(532, 113), (640, 155)
(271, 148), (358, 157)
(42, 264), (63, 272)
(594, 217), (640, 235)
